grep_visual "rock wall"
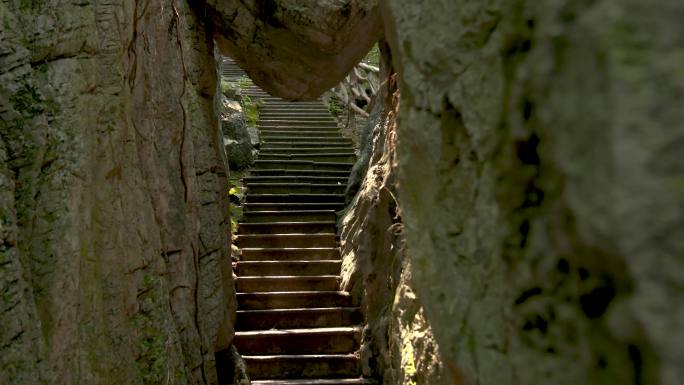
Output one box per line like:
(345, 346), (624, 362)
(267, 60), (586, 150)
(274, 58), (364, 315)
(1, 1), (234, 384)
(339, 57), (450, 384)
(378, 0), (684, 384)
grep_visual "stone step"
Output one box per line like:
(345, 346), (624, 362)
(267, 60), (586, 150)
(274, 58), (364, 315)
(244, 203), (345, 212)
(235, 307), (361, 330)
(244, 175), (348, 184)
(240, 248), (340, 261)
(247, 183), (347, 195)
(260, 112), (334, 117)
(257, 154), (356, 163)
(248, 169), (351, 177)
(244, 354), (360, 380)
(259, 126), (339, 132)
(245, 193), (345, 204)
(260, 130), (343, 137)
(237, 276), (340, 292)
(259, 120), (337, 127)
(258, 149), (354, 157)
(242, 210), (337, 223)
(235, 260), (342, 276)
(261, 108), (331, 114)
(262, 142), (354, 149)
(236, 233), (336, 248)
(238, 221), (336, 235)
(237, 291), (353, 310)
(261, 138), (353, 145)
(254, 102), (326, 107)
(260, 113), (333, 119)
(249, 97), (322, 103)
(251, 379), (374, 385)
(253, 160), (354, 171)
(234, 327), (360, 355)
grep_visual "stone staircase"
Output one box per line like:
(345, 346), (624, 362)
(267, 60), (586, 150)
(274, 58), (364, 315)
(220, 58), (370, 385)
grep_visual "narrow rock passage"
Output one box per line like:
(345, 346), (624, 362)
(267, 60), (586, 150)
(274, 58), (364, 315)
(225, 59), (371, 385)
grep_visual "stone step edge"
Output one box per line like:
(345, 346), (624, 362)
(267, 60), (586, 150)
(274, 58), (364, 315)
(235, 326), (361, 337)
(236, 260), (342, 266)
(251, 379), (374, 385)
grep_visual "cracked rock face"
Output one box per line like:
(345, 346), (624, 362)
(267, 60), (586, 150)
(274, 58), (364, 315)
(1, 1), (234, 384)
(379, 0), (684, 384)
(206, 0), (383, 100)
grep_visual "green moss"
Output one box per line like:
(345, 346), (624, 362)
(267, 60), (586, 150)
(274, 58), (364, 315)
(133, 276), (168, 384)
(327, 97), (344, 115)
(10, 82), (44, 116)
(133, 312), (168, 384)
(241, 95), (262, 127)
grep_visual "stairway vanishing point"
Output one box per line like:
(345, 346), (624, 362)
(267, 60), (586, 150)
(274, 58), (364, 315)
(219, 58), (371, 385)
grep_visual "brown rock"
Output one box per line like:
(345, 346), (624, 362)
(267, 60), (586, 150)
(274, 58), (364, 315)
(0, 1), (234, 384)
(207, 0), (383, 100)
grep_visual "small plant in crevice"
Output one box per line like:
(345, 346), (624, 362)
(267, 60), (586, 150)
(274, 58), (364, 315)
(326, 96), (345, 116)
(241, 95), (263, 127)
(229, 172), (246, 237)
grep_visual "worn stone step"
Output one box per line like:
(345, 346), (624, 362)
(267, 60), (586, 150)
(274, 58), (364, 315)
(236, 260), (342, 276)
(246, 193), (345, 204)
(258, 150), (354, 158)
(259, 127), (340, 133)
(235, 307), (361, 330)
(245, 175), (348, 184)
(237, 291), (353, 310)
(247, 183), (347, 195)
(261, 138), (353, 145)
(259, 115), (334, 121)
(260, 130), (343, 137)
(259, 146), (353, 153)
(248, 169), (351, 177)
(244, 354), (360, 380)
(259, 120), (337, 127)
(237, 276), (340, 292)
(236, 233), (336, 248)
(244, 203), (345, 212)
(238, 221), (336, 235)
(254, 160), (354, 171)
(251, 379), (374, 385)
(260, 112), (334, 118)
(257, 103), (327, 109)
(252, 97), (322, 103)
(234, 327), (360, 355)
(262, 143), (354, 150)
(261, 108), (331, 114)
(240, 248), (340, 261)
(242, 210), (337, 223)
(260, 135), (349, 141)
(258, 153), (356, 163)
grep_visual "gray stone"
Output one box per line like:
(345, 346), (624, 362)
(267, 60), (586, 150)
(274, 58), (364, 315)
(222, 103), (255, 171)
(380, 0), (684, 384)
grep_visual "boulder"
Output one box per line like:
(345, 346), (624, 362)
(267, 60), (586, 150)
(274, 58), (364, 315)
(222, 101), (255, 171)
(205, 0), (383, 100)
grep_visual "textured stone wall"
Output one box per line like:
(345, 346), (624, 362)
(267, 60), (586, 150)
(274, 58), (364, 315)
(339, 64), (450, 385)
(1, 1), (234, 384)
(379, 0), (684, 384)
